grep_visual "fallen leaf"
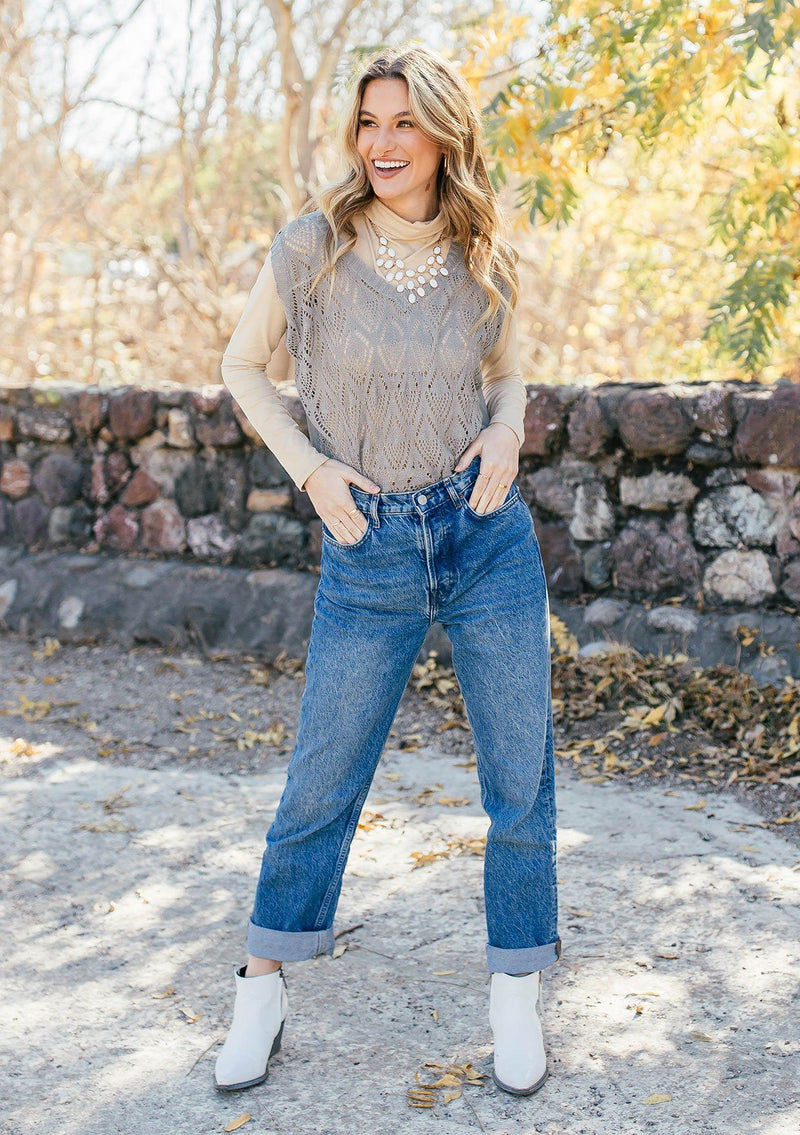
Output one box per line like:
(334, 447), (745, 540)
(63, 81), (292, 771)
(17, 694), (52, 721)
(642, 703), (667, 726)
(224, 1114), (251, 1132)
(31, 637), (61, 660)
(152, 986), (175, 999)
(10, 738), (37, 756)
(429, 1073), (462, 1088)
(643, 1092), (673, 1104)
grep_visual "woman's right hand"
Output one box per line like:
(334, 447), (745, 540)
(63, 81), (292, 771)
(304, 458), (381, 545)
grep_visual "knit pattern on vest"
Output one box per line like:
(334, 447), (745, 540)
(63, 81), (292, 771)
(269, 210), (511, 493)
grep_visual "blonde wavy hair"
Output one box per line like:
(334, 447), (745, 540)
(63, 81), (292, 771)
(297, 42), (519, 333)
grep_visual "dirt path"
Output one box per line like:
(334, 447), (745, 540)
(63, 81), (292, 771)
(1, 633), (798, 1135)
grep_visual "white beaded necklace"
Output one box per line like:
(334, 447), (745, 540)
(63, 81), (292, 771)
(366, 215), (449, 304)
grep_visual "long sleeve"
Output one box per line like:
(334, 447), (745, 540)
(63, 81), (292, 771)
(220, 255), (330, 492)
(481, 306), (527, 446)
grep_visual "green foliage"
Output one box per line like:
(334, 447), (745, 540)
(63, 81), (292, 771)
(472, 0), (800, 374)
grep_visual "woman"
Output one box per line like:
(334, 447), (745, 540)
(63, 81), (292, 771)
(216, 43), (561, 1097)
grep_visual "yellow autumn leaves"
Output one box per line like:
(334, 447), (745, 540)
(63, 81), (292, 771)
(407, 1061), (488, 1109)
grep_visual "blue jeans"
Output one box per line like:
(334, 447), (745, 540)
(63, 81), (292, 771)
(246, 454), (562, 975)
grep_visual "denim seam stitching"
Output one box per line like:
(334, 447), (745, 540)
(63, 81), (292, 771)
(315, 779), (372, 928)
(418, 514), (438, 623)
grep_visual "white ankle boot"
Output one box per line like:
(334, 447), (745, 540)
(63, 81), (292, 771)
(214, 965), (289, 1091)
(489, 970), (548, 1095)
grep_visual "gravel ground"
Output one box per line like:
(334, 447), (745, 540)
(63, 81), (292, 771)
(1, 630), (799, 1135)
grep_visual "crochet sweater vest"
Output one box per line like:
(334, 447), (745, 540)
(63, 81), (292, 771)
(269, 210), (511, 493)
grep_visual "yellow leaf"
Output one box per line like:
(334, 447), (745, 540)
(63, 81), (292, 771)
(443, 1089), (462, 1103)
(642, 703), (667, 726)
(432, 970), (456, 975)
(407, 1089), (436, 1103)
(17, 694), (51, 721)
(683, 799), (706, 811)
(429, 1073), (462, 1088)
(178, 1006), (202, 1023)
(152, 986), (175, 999)
(550, 614), (579, 656)
(10, 738), (37, 756)
(224, 1115), (251, 1132)
(643, 1093), (673, 1104)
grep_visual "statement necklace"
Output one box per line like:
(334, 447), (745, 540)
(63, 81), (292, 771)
(366, 216), (449, 304)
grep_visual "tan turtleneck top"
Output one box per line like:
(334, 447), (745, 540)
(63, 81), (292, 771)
(220, 196), (527, 492)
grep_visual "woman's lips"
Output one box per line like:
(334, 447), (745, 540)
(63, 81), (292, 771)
(372, 161), (409, 179)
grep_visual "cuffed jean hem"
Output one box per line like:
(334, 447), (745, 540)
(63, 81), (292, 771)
(246, 919), (335, 962)
(486, 938), (562, 974)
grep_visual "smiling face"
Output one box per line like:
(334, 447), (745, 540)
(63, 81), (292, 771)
(356, 77), (446, 222)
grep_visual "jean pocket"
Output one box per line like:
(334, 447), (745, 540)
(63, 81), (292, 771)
(460, 482), (521, 519)
(321, 515), (372, 549)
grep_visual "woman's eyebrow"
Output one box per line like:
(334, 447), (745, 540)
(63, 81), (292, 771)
(359, 110), (412, 118)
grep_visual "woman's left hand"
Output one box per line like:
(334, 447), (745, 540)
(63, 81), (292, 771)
(453, 422), (520, 514)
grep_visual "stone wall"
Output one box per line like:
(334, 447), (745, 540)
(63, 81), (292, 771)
(1, 377), (799, 611)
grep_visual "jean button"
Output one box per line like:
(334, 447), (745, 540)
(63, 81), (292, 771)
(417, 493), (428, 504)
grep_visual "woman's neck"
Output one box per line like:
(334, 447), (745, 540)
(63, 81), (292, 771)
(364, 195), (444, 241)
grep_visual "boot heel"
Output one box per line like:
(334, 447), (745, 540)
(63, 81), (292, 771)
(269, 1017), (285, 1058)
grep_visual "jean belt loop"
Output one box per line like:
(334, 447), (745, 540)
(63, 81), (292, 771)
(444, 474), (463, 509)
(369, 490), (381, 528)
